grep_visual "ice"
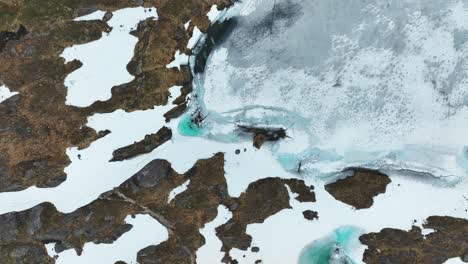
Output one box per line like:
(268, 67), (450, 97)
(196, 0), (468, 181)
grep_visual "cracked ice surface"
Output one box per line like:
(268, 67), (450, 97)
(199, 0), (468, 181)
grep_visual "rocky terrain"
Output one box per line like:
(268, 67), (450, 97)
(110, 126), (172, 162)
(325, 169), (391, 209)
(360, 216), (468, 263)
(0, 0), (232, 192)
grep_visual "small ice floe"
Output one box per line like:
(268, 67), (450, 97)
(168, 179), (190, 203)
(0, 85), (18, 103)
(46, 214), (168, 264)
(62, 7), (157, 107)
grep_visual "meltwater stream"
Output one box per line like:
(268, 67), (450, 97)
(182, 0), (468, 183)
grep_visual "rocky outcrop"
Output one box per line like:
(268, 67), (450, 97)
(360, 216), (468, 264)
(237, 125), (287, 149)
(110, 127), (172, 162)
(325, 169), (391, 209)
(216, 177), (315, 263)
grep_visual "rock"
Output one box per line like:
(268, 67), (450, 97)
(251, 246), (260, 252)
(216, 177), (315, 262)
(325, 169), (391, 209)
(302, 210), (318, 221)
(237, 125), (287, 149)
(163, 103), (188, 122)
(103, 12), (113, 22)
(360, 216), (468, 264)
(235, 149), (241, 155)
(110, 127), (172, 162)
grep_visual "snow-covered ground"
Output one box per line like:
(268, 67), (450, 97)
(62, 7), (157, 107)
(0, 85), (18, 103)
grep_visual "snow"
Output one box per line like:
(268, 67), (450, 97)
(207, 5), (222, 22)
(184, 20), (191, 30)
(445, 257), (465, 264)
(168, 179), (190, 203)
(62, 7), (157, 107)
(74, 11), (106, 21)
(166, 50), (189, 70)
(187, 27), (202, 49)
(0, 85), (18, 103)
(46, 214), (168, 264)
(196, 205), (232, 263)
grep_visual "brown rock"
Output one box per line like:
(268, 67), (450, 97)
(325, 169), (391, 209)
(302, 210), (318, 221)
(110, 126), (172, 162)
(360, 216), (468, 264)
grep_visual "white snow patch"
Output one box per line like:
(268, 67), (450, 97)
(46, 214), (168, 264)
(421, 227), (436, 237)
(196, 205), (232, 263)
(207, 5), (221, 22)
(62, 7), (157, 107)
(187, 27), (202, 49)
(0, 85), (18, 103)
(74, 10), (106, 21)
(184, 20), (191, 30)
(444, 257), (466, 264)
(168, 179), (190, 203)
(166, 50), (189, 70)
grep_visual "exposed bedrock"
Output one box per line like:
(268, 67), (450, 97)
(237, 125), (287, 149)
(110, 126), (172, 162)
(325, 169), (391, 209)
(360, 216), (468, 264)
